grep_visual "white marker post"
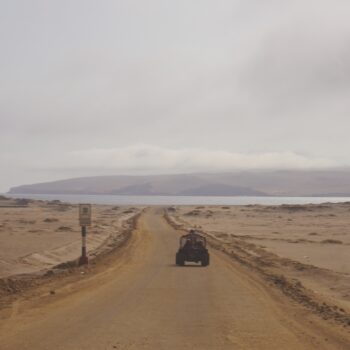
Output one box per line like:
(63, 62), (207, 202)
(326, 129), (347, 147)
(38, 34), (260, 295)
(79, 204), (91, 265)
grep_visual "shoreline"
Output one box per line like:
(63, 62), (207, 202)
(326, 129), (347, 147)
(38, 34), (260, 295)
(5, 193), (350, 206)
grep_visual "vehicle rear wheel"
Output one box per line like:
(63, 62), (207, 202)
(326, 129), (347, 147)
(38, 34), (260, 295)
(201, 254), (209, 267)
(176, 252), (185, 266)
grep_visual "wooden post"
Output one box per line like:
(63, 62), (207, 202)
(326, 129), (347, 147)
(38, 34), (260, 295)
(78, 204), (91, 265)
(79, 225), (88, 265)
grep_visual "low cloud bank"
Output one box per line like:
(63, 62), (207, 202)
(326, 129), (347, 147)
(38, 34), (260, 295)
(59, 145), (336, 173)
(0, 145), (341, 192)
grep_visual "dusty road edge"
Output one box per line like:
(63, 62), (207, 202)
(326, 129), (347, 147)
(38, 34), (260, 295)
(164, 208), (350, 328)
(0, 210), (143, 306)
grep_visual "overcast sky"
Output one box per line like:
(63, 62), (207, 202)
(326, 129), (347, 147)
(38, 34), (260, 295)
(1, 0), (350, 192)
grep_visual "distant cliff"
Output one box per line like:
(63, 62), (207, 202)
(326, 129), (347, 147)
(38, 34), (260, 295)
(8, 170), (350, 197)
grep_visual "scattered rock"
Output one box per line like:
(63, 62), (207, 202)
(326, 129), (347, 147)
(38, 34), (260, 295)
(321, 239), (343, 244)
(47, 200), (62, 205)
(15, 198), (31, 206)
(18, 219), (36, 224)
(44, 218), (59, 223)
(57, 226), (73, 232)
(55, 204), (71, 212)
(280, 204), (311, 212)
(184, 210), (201, 216)
(123, 209), (134, 214)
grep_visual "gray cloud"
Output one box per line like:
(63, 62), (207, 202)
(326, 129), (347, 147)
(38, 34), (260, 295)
(60, 145), (338, 172)
(1, 1), (350, 191)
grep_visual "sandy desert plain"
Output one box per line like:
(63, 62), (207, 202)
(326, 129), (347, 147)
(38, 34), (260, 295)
(1, 196), (350, 314)
(1, 196), (350, 349)
(0, 196), (143, 279)
(166, 203), (350, 320)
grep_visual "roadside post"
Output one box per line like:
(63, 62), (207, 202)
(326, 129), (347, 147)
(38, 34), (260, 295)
(79, 204), (91, 265)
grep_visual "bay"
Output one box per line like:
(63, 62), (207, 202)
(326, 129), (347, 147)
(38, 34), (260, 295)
(6, 193), (350, 206)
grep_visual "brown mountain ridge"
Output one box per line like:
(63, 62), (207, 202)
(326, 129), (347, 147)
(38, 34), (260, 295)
(8, 170), (350, 197)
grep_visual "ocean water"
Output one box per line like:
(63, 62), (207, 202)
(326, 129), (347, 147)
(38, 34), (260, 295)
(6, 193), (350, 206)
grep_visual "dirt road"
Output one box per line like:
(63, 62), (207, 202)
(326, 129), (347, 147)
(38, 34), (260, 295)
(0, 208), (349, 349)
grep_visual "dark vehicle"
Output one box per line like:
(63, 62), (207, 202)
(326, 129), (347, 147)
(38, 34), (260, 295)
(176, 230), (210, 266)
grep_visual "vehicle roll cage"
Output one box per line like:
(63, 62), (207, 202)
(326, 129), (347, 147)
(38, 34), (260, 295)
(179, 232), (207, 248)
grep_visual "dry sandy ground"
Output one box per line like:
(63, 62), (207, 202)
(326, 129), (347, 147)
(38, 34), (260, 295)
(0, 197), (142, 278)
(168, 203), (350, 317)
(0, 208), (349, 349)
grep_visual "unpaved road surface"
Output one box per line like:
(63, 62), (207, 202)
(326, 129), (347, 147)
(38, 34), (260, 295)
(0, 208), (349, 349)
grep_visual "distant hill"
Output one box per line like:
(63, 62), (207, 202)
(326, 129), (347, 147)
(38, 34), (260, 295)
(8, 170), (350, 197)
